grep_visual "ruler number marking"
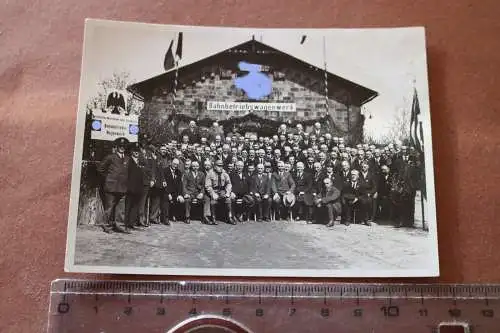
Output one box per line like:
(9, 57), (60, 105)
(381, 305), (399, 317)
(256, 308), (264, 317)
(320, 308), (330, 318)
(222, 308), (232, 317)
(57, 302), (70, 314)
(353, 308), (363, 317)
(419, 308), (428, 317)
(156, 307), (166, 316)
(289, 308), (296, 316)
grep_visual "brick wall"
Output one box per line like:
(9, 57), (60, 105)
(140, 65), (363, 142)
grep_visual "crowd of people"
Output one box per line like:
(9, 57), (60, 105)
(93, 120), (424, 234)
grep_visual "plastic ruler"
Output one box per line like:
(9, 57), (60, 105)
(47, 279), (500, 332)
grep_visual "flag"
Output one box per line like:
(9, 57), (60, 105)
(409, 88), (426, 200)
(163, 39), (175, 71)
(409, 88), (422, 153)
(175, 32), (183, 61)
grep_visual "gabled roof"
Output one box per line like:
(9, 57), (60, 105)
(127, 39), (378, 106)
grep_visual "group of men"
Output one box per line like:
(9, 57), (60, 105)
(94, 120), (423, 234)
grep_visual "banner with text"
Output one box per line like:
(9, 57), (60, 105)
(90, 111), (139, 142)
(207, 101), (296, 112)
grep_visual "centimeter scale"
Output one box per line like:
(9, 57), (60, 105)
(47, 279), (500, 333)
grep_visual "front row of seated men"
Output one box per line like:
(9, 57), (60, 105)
(155, 156), (377, 228)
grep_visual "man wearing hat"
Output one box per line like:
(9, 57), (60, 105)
(250, 163), (272, 222)
(230, 160), (254, 223)
(137, 136), (156, 227)
(124, 142), (145, 233)
(315, 177), (342, 228)
(182, 160), (205, 224)
(97, 137), (130, 233)
(204, 159), (233, 224)
(271, 161), (296, 221)
(292, 162), (314, 222)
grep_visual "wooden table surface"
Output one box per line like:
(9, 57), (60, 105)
(1, 1), (500, 332)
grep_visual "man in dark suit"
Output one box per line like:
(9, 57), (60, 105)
(97, 137), (129, 233)
(271, 161), (296, 220)
(311, 162), (324, 198)
(124, 143), (145, 233)
(358, 161), (377, 224)
(161, 158), (185, 224)
(341, 170), (368, 226)
(374, 165), (393, 222)
(315, 177), (342, 227)
(230, 160), (254, 223)
(250, 163), (272, 222)
(182, 160), (205, 224)
(292, 162), (314, 222)
(339, 160), (351, 185)
(137, 142), (156, 227)
(181, 121), (201, 143)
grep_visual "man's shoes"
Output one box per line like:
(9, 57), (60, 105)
(162, 220), (171, 226)
(202, 217), (211, 225)
(257, 218), (262, 222)
(185, 218), (191, 224)
(210, 216), (218, 225)
(326, 221), (335, 228)
(112, 224), (127, 233)
(295, 216), (301, 221)
(228, 216), (237, 225)
(363, 221), (372, 226)
(102, 225), (113, 234)
(343, 221), (351, 226)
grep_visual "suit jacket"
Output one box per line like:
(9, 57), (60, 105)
(342, 180), (366, 202)
(320, 185), (341, 204)
(311, 170), (324, 195)
(254, 157), (267, 167)
(139, 151), (156, 185)
(339, 169), (351, 185)
(250, 173), (271, 195)
(322, 171), (344, 191)
(292, 171), (313, 194)
(163, 167), (183, 196)
(377, 173), (392, 197)
(205, 170), (232, 196)
(97, 153), (129, 193)
(154, 155), (170, 188)
(127, 157), (144, 194)
(271, 172), (296, 194)
(230, 172), (251, 196)
(183, 170), (205, 196)
(181, 128), (201, 143)
(359, 170), (377, 195)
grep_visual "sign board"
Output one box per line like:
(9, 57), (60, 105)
(90, 110), (139, 142)
(207, 101), (296, 113)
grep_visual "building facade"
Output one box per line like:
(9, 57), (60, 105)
(128, 39), (378, 143)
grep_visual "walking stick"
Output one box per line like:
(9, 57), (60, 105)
(146, 196), (151, 226)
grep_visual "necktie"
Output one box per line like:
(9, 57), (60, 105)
(218, 173), (222, 191)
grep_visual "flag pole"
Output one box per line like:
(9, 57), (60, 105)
(412, 78), (426, 231)
(323, 36), (329, 114)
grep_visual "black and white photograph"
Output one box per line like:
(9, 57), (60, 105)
(65, 19), (438, 277)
